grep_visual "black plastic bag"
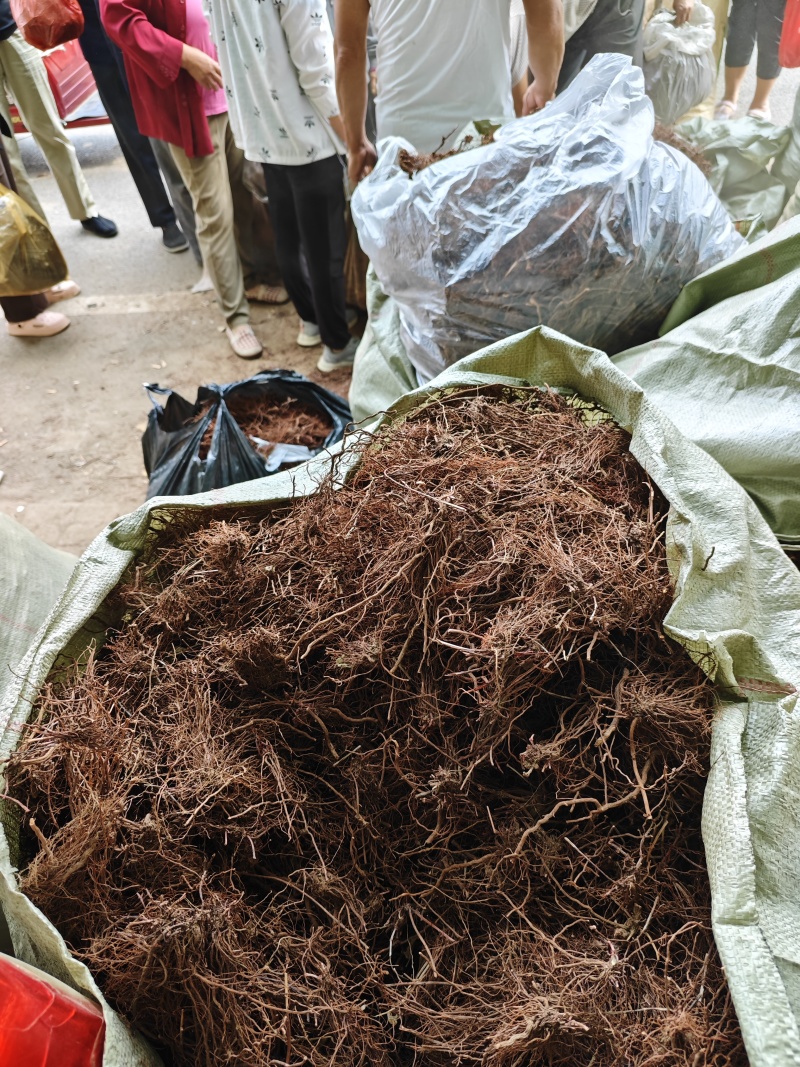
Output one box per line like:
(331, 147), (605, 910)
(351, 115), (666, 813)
(142, 370), (351, 499)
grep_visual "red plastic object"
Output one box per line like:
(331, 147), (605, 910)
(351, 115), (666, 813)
(44, 40), (97, 119)
(10, 0), (84, 51)
(779, 0), (800, 67)
(0, 952), (105, 1067)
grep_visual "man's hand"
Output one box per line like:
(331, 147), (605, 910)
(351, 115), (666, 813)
(673, 0), (694, 24)
(522, 80), (556, 116)
(180, 44), (223, 90)
(348, 139), (377, 186)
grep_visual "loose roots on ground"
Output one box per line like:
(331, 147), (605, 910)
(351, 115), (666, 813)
(8, 389), (745, 1066)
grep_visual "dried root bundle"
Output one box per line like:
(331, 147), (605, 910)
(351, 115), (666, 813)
(8, 389), (745, 1067)
(187, 394), (333, 461)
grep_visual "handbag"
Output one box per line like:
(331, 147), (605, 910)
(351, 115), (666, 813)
(10, 0), (84, 51)
(0, 183), (68, 297)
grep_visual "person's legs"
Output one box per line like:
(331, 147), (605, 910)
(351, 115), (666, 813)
(0, 33), (99, 221)
(558, 0), (644, 93)
(721, 0), (758, 107)
(262, 161), (317, 326)
(749, 0), (786, 112)
(0, 137), (67, 333)
(224, 123), (261, 284)
(84, 60), (176, 229)
(168, 115), (249, 328)
(287, 156), (350, 351)
(150, 137), (202, 265)
(0, 77), (48, 219)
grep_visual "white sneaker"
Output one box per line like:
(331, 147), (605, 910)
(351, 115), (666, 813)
(297, 320), (321, 347)
(317, 335), (359, 373)
(297, 309), (358, 348)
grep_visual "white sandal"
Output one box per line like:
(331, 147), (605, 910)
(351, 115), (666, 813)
(7, 311), (70, 337)
(245, 283), (290, 305)
(747, 105), (772, 122)
(713, 99), (736, 120)
(226, 323), (263, 359)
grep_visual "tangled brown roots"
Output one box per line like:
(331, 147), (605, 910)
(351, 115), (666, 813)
(8, 389), (745, 1066)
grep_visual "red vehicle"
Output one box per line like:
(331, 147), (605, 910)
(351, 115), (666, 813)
(11, 38), (108, 134)
(0, 952), (105, 1066)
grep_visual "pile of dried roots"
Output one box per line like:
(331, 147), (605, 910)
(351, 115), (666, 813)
(8, 389), (745, 1066)
(189, 394), (333, 461)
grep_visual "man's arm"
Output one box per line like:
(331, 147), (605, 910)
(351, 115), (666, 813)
(334, 0), (376, 185)
(521, 0), (564, 115)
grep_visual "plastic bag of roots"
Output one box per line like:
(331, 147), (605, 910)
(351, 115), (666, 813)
(643, 3), (718, 125)
(142, 369), (351, 498)
(352, 52), (743, 383)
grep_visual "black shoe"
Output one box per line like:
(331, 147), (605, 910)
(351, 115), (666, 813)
(162, 220), (189, 253)
(81, 215), (118, 238)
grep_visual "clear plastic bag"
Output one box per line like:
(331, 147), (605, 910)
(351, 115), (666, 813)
(0, 183), (67, 297)
(352, 54), (743, 384)
(643, 3), (717, 125)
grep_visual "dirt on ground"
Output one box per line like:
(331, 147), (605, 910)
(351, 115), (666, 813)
(0, 128), (353, 556)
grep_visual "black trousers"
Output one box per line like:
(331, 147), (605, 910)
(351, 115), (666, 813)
(262, 155), (349, 351)
(726, 0), (787, 80)
(558, 0), (646, 93)
(78, 9), (176, 230)
(0, 136), (48, 323)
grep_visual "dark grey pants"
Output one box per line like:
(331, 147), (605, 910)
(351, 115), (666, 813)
(558, 0), (645, 93)
(725, 0), (787, 80)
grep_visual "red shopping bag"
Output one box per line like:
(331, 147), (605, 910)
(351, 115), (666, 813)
(10, 0), (84, 50)
(779, 0), (800, 67)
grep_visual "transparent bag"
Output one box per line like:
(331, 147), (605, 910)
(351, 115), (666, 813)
(0, 184), (67, 297)
(352, 54), (743, 384)
(643, 3), (717, 125)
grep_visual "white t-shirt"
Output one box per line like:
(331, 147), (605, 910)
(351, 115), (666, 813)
(370, 0), (516, 153)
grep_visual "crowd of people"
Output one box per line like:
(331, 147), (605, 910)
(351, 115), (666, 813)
(0, 0), (791, 358)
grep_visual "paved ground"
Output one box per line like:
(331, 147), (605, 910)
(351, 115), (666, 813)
(1, 59), (798, 557)
(0, 129), (353, 555)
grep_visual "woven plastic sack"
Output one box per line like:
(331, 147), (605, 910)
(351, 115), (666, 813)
(10, 0), (84, 49)
(353, 53), (742, 384)
(677, 115), (792, 230)
(613, 214), (800, 548)
(0, 183), (67, 297)
(643, 3), (716, 124)
(2, 327), (800, 1067)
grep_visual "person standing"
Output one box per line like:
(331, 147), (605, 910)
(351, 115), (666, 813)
(209, 0), (358, 373)
(0, 0), (117, 237)
(101, 0), (263, 359)
(714, 0), (787, 120)
(335, 0), (564, 181)
(0, 114), (78, 337)
(76, 0), (189, 252)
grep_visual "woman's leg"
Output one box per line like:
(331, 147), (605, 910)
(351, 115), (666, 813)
(749, 0), (787, 110)
(722, 0), (758, 104)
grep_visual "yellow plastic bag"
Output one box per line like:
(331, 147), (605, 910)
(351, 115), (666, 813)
(0, 183), (67, 297)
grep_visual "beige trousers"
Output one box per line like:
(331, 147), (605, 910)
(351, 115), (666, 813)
(0, 31), (97, 221)
(169, 113), (249, 328)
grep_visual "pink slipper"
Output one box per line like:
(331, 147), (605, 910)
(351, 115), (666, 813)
(46, 279), (81, 304)
(714, 100), (736, 120)
(7, 311), (70, 337)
